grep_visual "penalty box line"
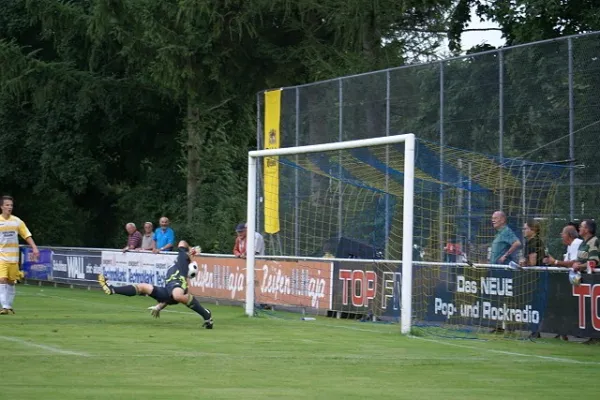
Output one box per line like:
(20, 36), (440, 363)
(35, 292), (192, 315)
(410, 335), (600, 365)
(0, 335), (89, 357)
(260, 313), (600, 366)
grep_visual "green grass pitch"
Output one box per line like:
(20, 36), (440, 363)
(0, 285), (598, 399)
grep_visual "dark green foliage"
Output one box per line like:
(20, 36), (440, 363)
(0, 0), (428, 250)
(449, 0), (600, 51)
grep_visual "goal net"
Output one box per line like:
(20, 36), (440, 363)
(245, 135), (569, 339)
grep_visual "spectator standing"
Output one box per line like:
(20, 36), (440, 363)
(123, 223), (142, 252)
(153, 216), (175, 253)
(520, 219), (546, 267)
(233, 223), (265, 258)
(141, 222), (154, 251)
(544, 224), (582, 341)
(572, 219), (599, 274)
(567, 221), (581, 237)
(573, 219), (600, 344)
(0, 195), (39, 314)
(544, 225), (583, 268)
(490, 211), (521, 265)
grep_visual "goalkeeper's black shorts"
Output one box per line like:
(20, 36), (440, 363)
(150, 282), (188, 304)
(149, 286), (179, 305)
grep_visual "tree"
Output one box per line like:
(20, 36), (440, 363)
(449, 0), (600, 51)
(447, 0), (600, 221)
(0, 0), (183, 245)
(1, 0), (459, 250)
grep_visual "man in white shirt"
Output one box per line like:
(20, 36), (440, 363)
(253, 229), (265, 256)
(543, 224), (582, 341)
(545, 225), (582, 267)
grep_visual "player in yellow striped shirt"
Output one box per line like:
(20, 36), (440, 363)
(0, 196), (39, 314)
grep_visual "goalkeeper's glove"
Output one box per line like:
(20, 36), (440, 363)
(148, 305), (162, 318)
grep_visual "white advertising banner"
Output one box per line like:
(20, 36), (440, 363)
(100, 251), (177, 287)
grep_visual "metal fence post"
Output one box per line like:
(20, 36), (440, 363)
(385, 70), (391, 258)
(568, 38), (575, 221)
(439, 61), (445, 262)
(256, 92), (262, 236)
(498, 49), (505, 210)
(294, 87), (300, 256)
(338, 78), (344, 240)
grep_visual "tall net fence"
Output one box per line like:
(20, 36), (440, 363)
(257, 32), (600, 257)
(254, 31), (600, 338)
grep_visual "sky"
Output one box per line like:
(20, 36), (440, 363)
(455, 8), (505, 52)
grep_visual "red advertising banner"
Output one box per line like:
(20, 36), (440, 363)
(188, 256), (333, 311)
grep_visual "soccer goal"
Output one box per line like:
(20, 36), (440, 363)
(245, 134), (416, 332)
(244, 134), (568, 338)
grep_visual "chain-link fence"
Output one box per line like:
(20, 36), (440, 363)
(256, 32), (600, 260)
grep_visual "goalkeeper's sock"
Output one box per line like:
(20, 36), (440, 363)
(112, 285), (139, 297)
(0, 284), (7, 309)
(186, 295), (211, 320)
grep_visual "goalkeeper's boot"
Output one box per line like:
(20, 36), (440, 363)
(202, 309), (214, 329)
(98, 274), (115, 295)
(0, 308), (8, 315)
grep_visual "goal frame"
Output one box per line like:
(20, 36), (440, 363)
(245, 133), (416, 334)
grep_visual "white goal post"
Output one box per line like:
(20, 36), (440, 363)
(245, 134), (416, 334)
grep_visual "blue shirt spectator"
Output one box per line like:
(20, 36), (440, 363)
(153, 216), (175, 253)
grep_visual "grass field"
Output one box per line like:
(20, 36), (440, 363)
(1, 285), (599, 399)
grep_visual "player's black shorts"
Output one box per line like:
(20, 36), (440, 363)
(166, 281), (188, 296)
(149, 283), (187, 305)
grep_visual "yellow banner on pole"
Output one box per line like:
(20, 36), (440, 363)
(264, 89), (282, 234)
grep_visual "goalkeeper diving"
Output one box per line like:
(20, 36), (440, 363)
(98, 240), (213, 329)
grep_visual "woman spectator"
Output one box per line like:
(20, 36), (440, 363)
(520, 219), (546, 267)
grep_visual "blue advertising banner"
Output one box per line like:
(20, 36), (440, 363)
(20, 248), (53, 281)
(417, 265), (549, 332)
(331, 262), (551, 330)
(51, 249), (102, 286)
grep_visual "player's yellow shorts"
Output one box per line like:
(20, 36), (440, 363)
(0, 263), (19, 281)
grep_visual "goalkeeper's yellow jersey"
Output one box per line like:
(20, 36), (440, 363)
(0, 215), (31, 265)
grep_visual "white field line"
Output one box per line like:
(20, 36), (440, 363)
(33, 292), (385, 322)
(0, 335), (89, 356)
(260, 314), (400, 334)
(259, 313), (600, 366)
(0, 350), (493, 362)
(35, 292), (191, 315)
(410, 335), (600, 365)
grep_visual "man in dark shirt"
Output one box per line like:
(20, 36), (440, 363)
(573, 219), (599, 273)
(521, 219), (546, 267)
(98, 240), (213, 329)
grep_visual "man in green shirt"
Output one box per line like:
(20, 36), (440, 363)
(573, 219), (599, 345)
(490, 211), (521, 265)
(573, 219), (599, 273)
